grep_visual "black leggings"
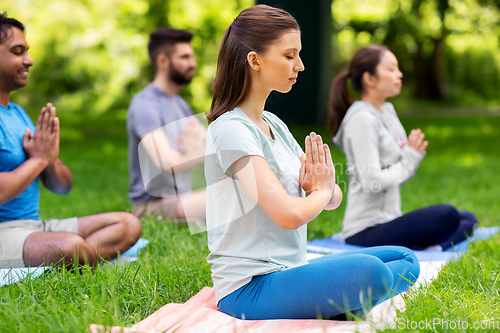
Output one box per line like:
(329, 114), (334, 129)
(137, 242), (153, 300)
(345, 204), (478, 250)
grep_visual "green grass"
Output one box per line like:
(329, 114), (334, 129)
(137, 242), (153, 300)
(380, 233), (500, 332)
(0, 221), (211, 332)
(1, 111), (499, 332)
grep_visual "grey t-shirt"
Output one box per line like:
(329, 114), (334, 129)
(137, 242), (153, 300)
(332, 101), (425, 239)
(205, 107), (307, 304)
(127, 84), (193, 204)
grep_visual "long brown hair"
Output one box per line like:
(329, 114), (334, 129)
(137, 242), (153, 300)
(327, 45), (388, 137)
(207, 5), (299, 122)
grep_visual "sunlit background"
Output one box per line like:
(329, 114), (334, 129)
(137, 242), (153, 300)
(1, 0), (500, 119)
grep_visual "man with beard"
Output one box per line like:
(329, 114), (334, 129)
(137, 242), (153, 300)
(127, 28), (206, 223)
(0, 14), (141, 269)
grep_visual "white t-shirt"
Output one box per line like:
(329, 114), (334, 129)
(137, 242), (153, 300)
(205, 107), (307, 304)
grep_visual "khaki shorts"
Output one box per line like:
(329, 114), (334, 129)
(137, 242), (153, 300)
(0, 217), (78, 269)
(132, 196), (180, 219)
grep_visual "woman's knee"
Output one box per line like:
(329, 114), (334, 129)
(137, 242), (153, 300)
(437, 204), (461, 226)
(366, 246), (419, 292)
(399, 247), (420, 285)
(357, 256), (395, 302)
(459, 211), (479, 229)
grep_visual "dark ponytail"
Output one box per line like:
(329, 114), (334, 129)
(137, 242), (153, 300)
(328, 45), (388, 138)
(207, 5), (299, 122)
(328, 70), (352, 138)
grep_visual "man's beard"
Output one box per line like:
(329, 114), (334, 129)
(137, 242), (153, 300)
(169, 64), (194, 85)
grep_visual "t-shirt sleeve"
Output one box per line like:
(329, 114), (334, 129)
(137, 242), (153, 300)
(129, 97), (163, 138)
(212, 120), (264, 175)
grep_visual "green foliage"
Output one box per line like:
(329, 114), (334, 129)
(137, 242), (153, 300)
(332, 0), (500, 104)
(2, 0), (499, 118)
(1, 0), (253, 117)
(445, 47), (500, 104)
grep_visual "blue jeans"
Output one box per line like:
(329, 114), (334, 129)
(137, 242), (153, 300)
(218, 246), (419, 320)
(346, 204), (478, 250)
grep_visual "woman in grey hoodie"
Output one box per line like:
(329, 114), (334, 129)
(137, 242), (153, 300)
(328, 45), (477, 251)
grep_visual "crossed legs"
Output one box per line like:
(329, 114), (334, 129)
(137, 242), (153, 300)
(346, 205), (478, 250)
(133, 189), (206, 223)
(218, 246), (420, 320)
(23, 212), (141, 267)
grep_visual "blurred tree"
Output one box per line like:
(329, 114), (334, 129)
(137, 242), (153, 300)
(147, 0), (170, 29)
(1, 0), (499, 118)
(384, 0), (450, 100)
(0, 0), (253, 117)
(332, 0), (500, 105)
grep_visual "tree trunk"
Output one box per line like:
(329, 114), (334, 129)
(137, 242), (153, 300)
(429, 36), (448, 100)
(415, 40), (430, 99)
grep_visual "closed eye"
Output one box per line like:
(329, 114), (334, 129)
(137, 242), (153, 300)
(11, 46), (24, 56)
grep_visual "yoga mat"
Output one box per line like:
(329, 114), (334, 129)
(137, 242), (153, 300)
(108, 238), (150, 264)
(0, 266), (50, 287)
(307, 227), (499, 262)
(122, 238), (150, 257)
(90, 286), (373, 333)
(90, 258), (446, 333)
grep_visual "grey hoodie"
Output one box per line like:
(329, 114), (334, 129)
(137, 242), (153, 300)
(332, 101), (425, 240)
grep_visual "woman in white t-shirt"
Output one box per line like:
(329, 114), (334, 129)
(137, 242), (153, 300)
(204, 5), (420, 320)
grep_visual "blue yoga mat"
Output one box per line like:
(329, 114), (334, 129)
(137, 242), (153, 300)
(121, 238), (150, 257)
(307, 227), (499, 261)
(0, 266), (51, 287)
(107, 238), (150, 264)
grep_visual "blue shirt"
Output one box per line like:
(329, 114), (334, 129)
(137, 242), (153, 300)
(0, 102), (40, 222)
